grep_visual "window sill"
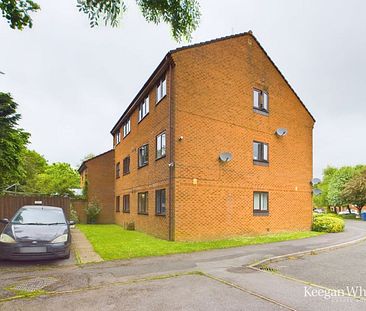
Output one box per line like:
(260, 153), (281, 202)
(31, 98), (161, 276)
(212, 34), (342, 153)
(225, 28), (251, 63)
(253, 108), (269, 116)
(122, 210), (130, 214)
(253, 160), (269, 166)
(138, 163), (148, 169)
(116, 176), (120, 179)
(253, 211), (269, 216)
(155, 213), (166, 217)
(156, 154), (166, 161)
(116, 210), (120, 213)
(123, 172), (130, 176)
(156, 94), (167, 106)
(138, 212), (149, 216)
(123, 133), (130, 139)
(138, 112), (149, 124)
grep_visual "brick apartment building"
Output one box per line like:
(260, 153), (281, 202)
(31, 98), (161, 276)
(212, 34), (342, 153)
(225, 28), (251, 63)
(111, 32), (315, 241)
(78, 150), (115, 223)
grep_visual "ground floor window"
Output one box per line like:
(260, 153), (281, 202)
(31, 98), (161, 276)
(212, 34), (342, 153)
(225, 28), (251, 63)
(138, 192), (148, 215)
(123, 194), (130, 213)
(253, 192), (268, 214)
(155, 189), (166, 215)
(115, 196), (120, 212)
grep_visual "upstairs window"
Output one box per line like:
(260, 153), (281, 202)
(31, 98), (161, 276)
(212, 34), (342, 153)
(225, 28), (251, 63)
(138, 96), (149, 122)
(116, 162), (120, 178)
(253, 141), (268, 163)
(155, 189), (166, 216)
(115, 196), (120, 212)
(123, 195), (130, 213)
(156, 132), (166, 159)
(138, 144), (149, 168)
(138, 192), (148, 215)
(123, 119), (131, 137)
(253, 89), (269, 112)
(123, 156), (130, 175)
(115, 131), (121, 145)
(253, 192), (269, 214)
(156, 76), (167, 103)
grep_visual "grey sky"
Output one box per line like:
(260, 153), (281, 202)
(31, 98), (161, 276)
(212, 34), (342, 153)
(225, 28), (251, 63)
(0, 0), (365, 177)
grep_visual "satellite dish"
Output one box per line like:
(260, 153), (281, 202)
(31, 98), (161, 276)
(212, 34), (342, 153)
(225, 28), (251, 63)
(313, 189), (322, 196)
(219, 152), (233, 162)
(311, 178), (321, 185)
(275, 128), (288, 136)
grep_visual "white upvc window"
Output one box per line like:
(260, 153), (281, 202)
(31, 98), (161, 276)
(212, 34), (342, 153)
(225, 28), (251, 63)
(253, 89), (269, 112)
(156, 76), (167, 103)
(253, 141), (269, 162)
(115, 131), (121, 145)
(156, 132), (166, 159)
(253, 192), (269, 212)
(138, 96), (149, 122)
(123, 119), (131, 137)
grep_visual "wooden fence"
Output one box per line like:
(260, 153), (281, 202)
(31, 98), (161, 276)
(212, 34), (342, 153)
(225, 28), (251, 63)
(0, 195), (71, 229)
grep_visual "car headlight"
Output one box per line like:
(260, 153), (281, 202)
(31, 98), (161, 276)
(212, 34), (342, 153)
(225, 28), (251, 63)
(51, 234), (68, 244)
(0, 233), (16, 243)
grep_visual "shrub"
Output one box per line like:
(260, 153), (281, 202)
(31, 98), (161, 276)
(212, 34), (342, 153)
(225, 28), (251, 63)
(312, 215), (345, 233)
(69, 206), (79, 224)
(84, 201), (102, 224)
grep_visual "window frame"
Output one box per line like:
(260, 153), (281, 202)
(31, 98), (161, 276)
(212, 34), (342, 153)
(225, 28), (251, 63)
(155, 189), (166, 216)
(138, 192), (149, 215)
(156, 131), (166, 160)
(116, 162), (120, 179)
(253, 141), (269, 165)
(123, 119), (131, 138)
(115, 196), (120, 213)
(253, 88), (269, 114)
(156, 76), (167, 104)
(123, 156), (130, 175)
(138, 96), (150, 122)
(115, 131), (121, 145)
(253, 191), (269, 215)
(138, 144), (149, 168)
(123, 194), (130, 213)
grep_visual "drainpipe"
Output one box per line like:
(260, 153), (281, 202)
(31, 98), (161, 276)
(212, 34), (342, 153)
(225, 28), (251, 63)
(168, 58), (175, 241)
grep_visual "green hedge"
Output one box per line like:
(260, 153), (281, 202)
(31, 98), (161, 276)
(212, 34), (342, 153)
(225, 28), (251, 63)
(312, 214), (345, 233)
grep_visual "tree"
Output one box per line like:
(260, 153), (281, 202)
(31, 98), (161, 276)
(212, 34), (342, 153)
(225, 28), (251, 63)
(0, 93), (30, 191)
(19, 149), (48, 192)
(1, 0), (201, 41)
(34, 162), (80, 196)
(313, 166), (337, 210)
(327, 165), (366, 213)
(341, 170), (366, 216)
(0, 0), (40, 30)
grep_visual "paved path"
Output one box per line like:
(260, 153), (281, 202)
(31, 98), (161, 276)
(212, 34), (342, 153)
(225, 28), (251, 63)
(71, 228), (103, 264)
(1, 220), (366, 310)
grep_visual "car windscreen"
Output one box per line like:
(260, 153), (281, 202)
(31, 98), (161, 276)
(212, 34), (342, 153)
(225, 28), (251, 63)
(12, 208), (66, 225)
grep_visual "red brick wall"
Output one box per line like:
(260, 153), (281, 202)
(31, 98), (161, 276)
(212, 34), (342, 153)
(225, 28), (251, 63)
(82, 150), (115, 224)
(171, 34), (314, 240)
(113, 33), (314, 241)
(114, 71), (172, 240)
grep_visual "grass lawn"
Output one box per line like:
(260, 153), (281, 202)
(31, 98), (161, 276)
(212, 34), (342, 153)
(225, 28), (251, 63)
(77, 224), (324, 261)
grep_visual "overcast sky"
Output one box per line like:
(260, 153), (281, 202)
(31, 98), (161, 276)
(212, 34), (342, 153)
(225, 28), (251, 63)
(1, 0), (365, 177)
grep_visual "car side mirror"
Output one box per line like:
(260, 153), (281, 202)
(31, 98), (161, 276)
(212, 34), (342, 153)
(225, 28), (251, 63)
(0, 218), (9, 224)
(68, 220), (75, 226)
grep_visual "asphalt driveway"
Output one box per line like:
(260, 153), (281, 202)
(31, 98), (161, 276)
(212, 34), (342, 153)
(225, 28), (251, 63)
(1, 220), (366, 310)
(270, 238), (366, 291)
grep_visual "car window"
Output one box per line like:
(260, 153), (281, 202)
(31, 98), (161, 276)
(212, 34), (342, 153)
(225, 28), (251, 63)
(12, 208), (66, 225)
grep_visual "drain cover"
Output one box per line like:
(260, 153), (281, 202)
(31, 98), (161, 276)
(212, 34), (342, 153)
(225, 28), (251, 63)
(12, 277), (57, 292)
